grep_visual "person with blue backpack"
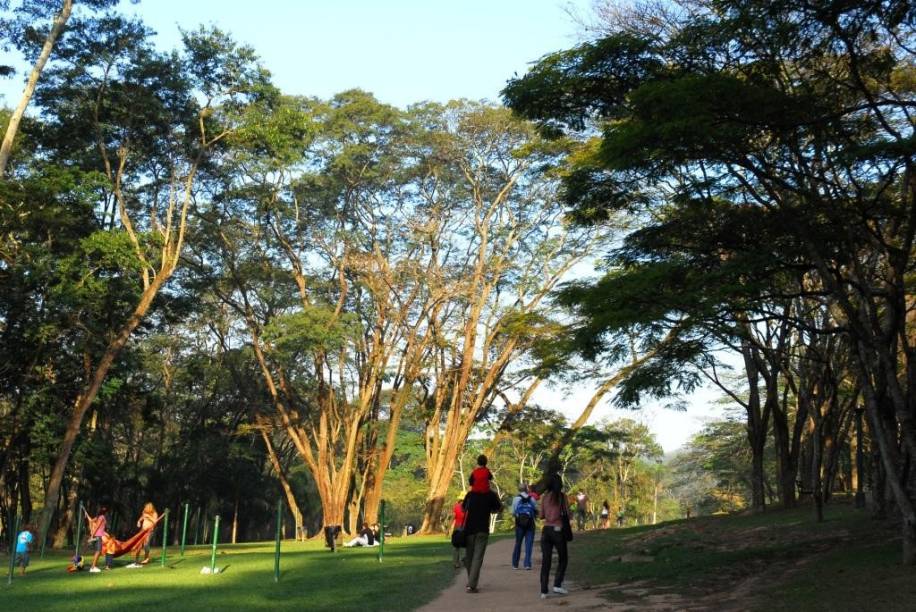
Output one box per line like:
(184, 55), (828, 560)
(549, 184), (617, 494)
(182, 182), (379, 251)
(511, 483), (537, 570)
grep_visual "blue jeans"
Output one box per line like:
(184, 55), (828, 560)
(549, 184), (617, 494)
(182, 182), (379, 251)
(512, 525), (534, 568)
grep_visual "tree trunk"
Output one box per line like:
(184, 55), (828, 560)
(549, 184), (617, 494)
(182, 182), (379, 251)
(750, 438), (766, 512)
(231, 497), (238, 544)
(52, 481), (78, 549)
(0, 0), (73, 177)
(362, 381), (413, 524)
(38, 275), (165, 544)
(259, 428), (304, 540)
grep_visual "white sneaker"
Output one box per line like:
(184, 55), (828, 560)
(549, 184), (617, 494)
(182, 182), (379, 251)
(89, 567), (101, 573)
(553, 586), (569, 595)
(540, 593), (548, 599)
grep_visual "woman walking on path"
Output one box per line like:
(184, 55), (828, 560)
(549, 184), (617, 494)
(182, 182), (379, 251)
(539, 474), (570, 599)
(462, 486), (502, 592)
(600, 500), (611, 529)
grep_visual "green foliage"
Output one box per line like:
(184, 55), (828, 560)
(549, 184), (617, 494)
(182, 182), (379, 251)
(263, 307), (360, 356)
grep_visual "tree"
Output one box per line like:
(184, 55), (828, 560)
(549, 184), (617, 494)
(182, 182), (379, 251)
(505, 0), (916, 561)
(30, 17), (273, 543)
(0, 0), (128, 177)
(414, 102), (599, 532)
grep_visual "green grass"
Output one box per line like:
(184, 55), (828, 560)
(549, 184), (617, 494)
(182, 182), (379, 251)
(1, 535), (457, 611)
(760, 535), (916, 611)
(567, 500), (916, 610)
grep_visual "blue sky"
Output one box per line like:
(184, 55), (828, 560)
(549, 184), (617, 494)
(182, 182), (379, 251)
(0, 0), (729, 451)
(25, 0), (588, 109)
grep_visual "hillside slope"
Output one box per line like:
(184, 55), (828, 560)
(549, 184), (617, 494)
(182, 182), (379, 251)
(569, 500), (916, 611)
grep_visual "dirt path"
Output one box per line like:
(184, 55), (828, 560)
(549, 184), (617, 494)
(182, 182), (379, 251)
(416, 537), (611, 611)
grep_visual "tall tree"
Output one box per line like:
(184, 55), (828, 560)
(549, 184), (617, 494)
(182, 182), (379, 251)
(31, 19), (273, 542)
(504, 0), (916, 561)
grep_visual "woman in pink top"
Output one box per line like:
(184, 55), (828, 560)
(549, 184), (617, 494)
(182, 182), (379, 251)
(538, 474), (569, 599)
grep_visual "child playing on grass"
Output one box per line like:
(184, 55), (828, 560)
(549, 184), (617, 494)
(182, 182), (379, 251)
(469, 454), (493, 494)
(15, 524), (34, 576)
(85, 505), (109, 573)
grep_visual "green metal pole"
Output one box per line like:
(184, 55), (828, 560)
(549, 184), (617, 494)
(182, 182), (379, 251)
(40, 517), (46, 560)
(377, 500), (385, 563)
(193, 507), (201, 545)
(274, 500), (281, 583)
(209, 515), (220, 574)
(160, 510), (169, 567)
(7, 511), (19, 584)
(180, 503), (189, 558)
(74, 501), (83, 560)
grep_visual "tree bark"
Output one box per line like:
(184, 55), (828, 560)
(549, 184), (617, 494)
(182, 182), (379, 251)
(0, 0), (73, 177)
(52, 481), (78, 548)
(259, 428), (304, 540)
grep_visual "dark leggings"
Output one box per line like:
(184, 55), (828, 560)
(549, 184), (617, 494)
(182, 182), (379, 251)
(540, 527), (568, 593)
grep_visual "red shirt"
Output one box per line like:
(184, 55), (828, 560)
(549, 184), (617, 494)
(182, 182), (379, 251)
(453, 502), (466, 528)
(469, 466), (492, 493)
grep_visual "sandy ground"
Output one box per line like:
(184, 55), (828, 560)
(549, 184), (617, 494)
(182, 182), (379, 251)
(416, 536), (612, 612)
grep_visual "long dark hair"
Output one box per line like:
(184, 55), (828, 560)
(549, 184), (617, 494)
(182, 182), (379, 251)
(545, 473), (564, 500)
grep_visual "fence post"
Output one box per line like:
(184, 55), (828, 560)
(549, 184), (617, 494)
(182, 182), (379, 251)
(377, 500), (385, 563)
(209, 515), (220, 574)
(7, 511), (20, 584)
(274, 500), (281, 582)
(160, 510), (169, 567)
(180, 503), (189, 557)
(74, 501), (83, 561)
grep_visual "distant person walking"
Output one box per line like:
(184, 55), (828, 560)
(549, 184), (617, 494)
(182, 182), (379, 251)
(452, 493), (468, 568)
(600, 500), (611, 529)
(462, 482), (502, 592)
(539, 474), (570, 599)
(575, 490), (588, 531)
(511, 484), (537, 570)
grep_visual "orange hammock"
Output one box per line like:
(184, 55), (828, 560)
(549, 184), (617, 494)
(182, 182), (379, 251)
(91, 513), (165, 558)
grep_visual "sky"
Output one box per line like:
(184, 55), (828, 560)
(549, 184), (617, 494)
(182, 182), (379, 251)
(1, 0), (732, 451)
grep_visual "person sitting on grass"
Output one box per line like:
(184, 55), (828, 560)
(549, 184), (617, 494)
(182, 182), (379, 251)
(127, 502), (158, 568)
(344, 522), (377, 547)
(85, 505), (109, 573)
(15, 523), (34, 577)
(469, 454), (493, 494)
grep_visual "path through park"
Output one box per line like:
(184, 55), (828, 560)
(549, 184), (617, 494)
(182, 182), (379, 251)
(417, 537), (611, 611)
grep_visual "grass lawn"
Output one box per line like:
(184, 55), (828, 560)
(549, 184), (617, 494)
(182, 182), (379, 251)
(1, 535), (457, 611)
(567, 499), (916, 610)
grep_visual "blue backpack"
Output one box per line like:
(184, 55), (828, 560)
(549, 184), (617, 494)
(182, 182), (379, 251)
(515, 497), (536, 530)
